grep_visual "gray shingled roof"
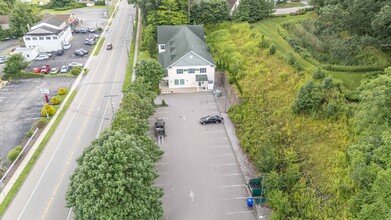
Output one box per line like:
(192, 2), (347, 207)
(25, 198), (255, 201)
(157, 25), (215, 68)
(25, 26), (62, 36)
(37, 17), (64, 28)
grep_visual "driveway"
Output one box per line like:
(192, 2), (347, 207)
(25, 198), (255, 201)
(274, 0), (313, 15)
(152, 92), (255, 220)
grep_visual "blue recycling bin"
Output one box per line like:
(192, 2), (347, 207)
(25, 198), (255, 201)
(247, 198), (254, 208)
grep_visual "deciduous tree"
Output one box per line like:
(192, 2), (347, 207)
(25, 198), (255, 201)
(3, 53), (29, 75)
(135, 59), (166, 85)
(9, 2), (40, 36)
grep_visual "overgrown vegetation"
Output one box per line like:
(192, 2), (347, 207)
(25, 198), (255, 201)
(207, 19), (391, 218)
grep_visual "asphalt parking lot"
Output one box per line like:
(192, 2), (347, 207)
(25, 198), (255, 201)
(28, 7), (108, 73)
(0, 77), (75, 161)
(0, 7), (108, 161)
(152, 92), (255, 220)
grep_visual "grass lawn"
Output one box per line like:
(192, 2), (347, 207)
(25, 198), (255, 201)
(253, 13), (365, 89)
(94, 37), (105, 56)
(276, 2), (306, 8)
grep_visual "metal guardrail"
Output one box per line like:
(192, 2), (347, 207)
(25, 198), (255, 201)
(0, 128), (39, 189)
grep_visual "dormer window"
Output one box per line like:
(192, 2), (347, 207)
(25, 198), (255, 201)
(160, 45), (165, 50)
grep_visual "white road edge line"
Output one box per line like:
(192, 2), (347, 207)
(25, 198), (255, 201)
(224, 210), (254, 215)
(211, 163), (237, 167)
(219, 184), (245, 188)
(216, 196), (247, 201)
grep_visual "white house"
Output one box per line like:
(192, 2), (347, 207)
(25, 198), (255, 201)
(11, 47), (40, 61)
(23, 16), (73, 53)
(157, 25), (216, 93)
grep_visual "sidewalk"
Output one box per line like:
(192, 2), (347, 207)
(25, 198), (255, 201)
(214, 86), (272, 219)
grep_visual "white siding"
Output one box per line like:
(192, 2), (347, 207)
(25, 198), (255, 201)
(23, 26), (72, 52)
(167, 65), (215, 90)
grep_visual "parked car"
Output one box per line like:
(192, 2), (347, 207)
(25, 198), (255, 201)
(73, 28), (80, 33)
(80, 28), (87, 34)
(56, 48), (64, 56)
(40, 65), (51, 74)
(106, 43), (113, 50)
(40, 52), (52, 57)
(74, 49), (85, 56)
(79, 48), (89, 54)
(84, 40), (95, 45)
(87, 27), (95, 33)
(35, 54), (49, 60)
(89, 34), (99, 39)
(86, 36), (96, 41)
(50, 68), (59, 74)
(60, 65), (69, 73)
(0, 56), (9, 63)
(199, 115), (224, 125)
(64, 42), (71, 50)
(69, 62), (83, 67)
(32, 67), (41, 73)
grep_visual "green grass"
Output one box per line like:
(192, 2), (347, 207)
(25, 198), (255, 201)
(276, 2), (306, 8)
(94, 37), (105, 56)
(0, 90), (77, 215)
(253, 13), (365, 89)
(122, 16), (137, 91)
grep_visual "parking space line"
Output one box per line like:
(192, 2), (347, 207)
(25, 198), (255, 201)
(219, 184), (245, 188)
(224, 210), (254, 215)
(211, 163), (237, 167)
(155, 183), (171, 187)
(205, 145), (230, 149)
(213, 154), (234, 157)
(216, 196), (247, 201)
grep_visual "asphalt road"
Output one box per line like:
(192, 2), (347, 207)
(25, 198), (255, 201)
(153, 93), (256, 220)
(1, 1), (134, 219)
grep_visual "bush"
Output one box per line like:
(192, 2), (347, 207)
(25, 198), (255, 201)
(7, 145), (23, 162)
(41, 103), (56, 117)
(71, 66), (82, 76)
(292, 81), (323, 114)
(26, 127), (35, 138)
(36, 118), (49, 128)
(312, 67), (325, 80)
(58, 88), (68, 95)
(51, 96), (61, 105)
(269, 43), (276, 55)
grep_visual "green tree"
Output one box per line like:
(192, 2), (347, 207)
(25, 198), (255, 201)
(190, 0), (230, 24)
(49, 0), (74, 8)
(9, 2), (40, 37)
(372, 5), (391, 43)
(232, 0), (273, 23)
(66, 130), (163, 220)
(292, 81), (323, 115)
(0, 0), (11, 15)
(135, 59), (166, 85)
(147, 0), (187, 26)
(3, 53), (29, 75)
(314, 4), (349, 35)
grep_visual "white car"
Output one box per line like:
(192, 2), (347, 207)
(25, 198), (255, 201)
(60, 65), (69, 73)
(64, 42), (71, 50)
(35, 54), (49, 60)
(69, 62), (83, 67)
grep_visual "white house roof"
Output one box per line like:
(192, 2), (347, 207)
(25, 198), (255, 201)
(25, 26), (61, 36)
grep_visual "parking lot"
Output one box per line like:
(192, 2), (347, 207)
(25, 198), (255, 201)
(152, 92), (255, 220)
(0, 77), (75, 161)
(0, 7), (108, 161)
(28, 7), (108, 73)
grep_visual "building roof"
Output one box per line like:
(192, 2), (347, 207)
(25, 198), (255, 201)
(0, 15), (9, 25)
(25, 26), (62, 36)
(42, 14), (71, 24)
(34, 17), (65, 29)
(157, 25), (215, 68)
(227, 0), (238, 10)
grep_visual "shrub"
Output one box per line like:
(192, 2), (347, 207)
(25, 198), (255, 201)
(36, 118), (49, 128)
(51, 96), (61, 105)
(58, 88), (68, 95)
(312, 67), (325, 80)
(269, 43), (276, 55)
(292, 81), (323, 114)
(26, 127), (35, 138)
(7, 145), (23, 162)
(285, 53), (296, 65)
(41, 103), (56, 117)
(161, 99), (167, 106)
(71, 66), (82, 76)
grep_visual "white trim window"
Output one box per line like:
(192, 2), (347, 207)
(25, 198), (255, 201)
(180, 79), (185, 85)
(176, 69), (183, 74)
(174, 79), (179, 85)
(39, 37), (44, 40)
(200, 68), (206, 73)
(188, 68), (195, 74)
(160, 45), (165, 50)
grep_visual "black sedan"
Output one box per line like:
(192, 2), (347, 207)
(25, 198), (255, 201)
(200, 115), (224, 125)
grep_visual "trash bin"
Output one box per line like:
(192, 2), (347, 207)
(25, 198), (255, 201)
(215, 89), (222, 97)
(247, 198), (254, 208)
